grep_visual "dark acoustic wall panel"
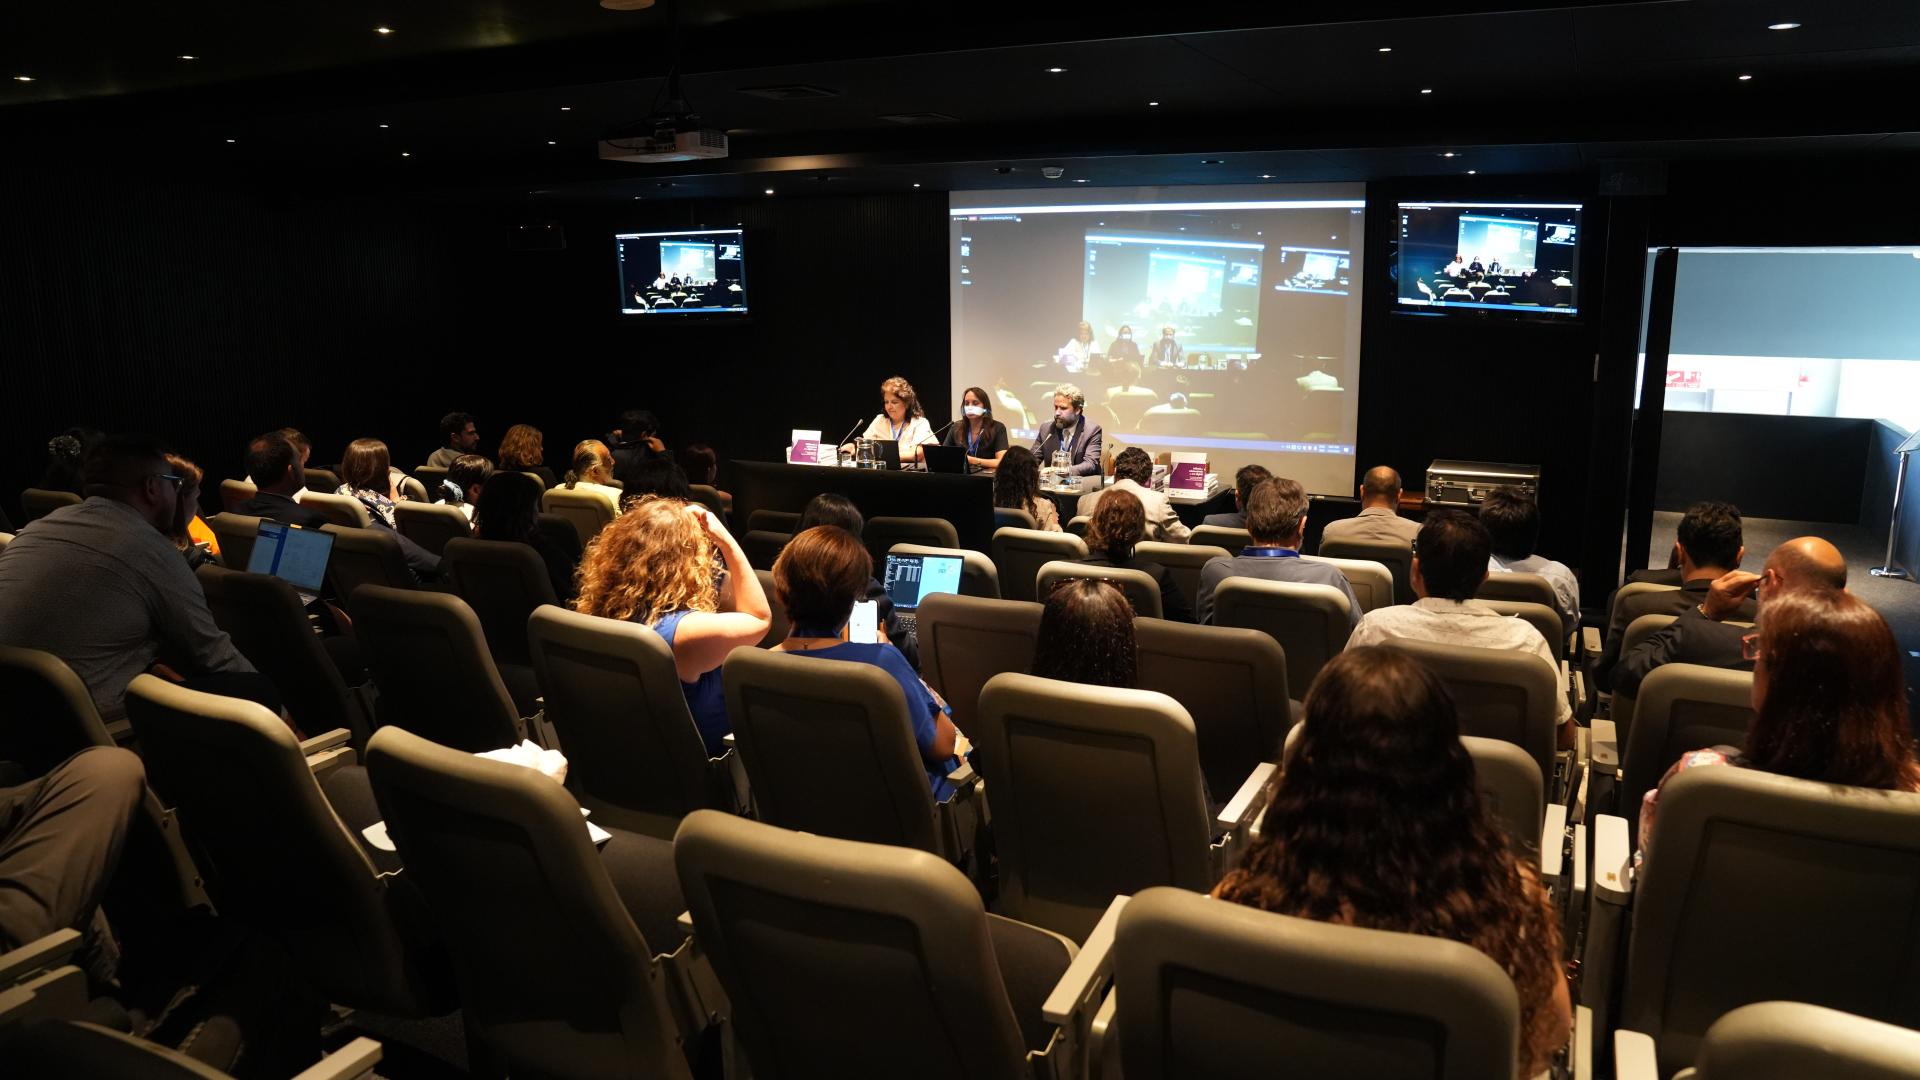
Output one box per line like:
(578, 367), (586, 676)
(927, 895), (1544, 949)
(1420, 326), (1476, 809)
(1654, 411), (1872, 523)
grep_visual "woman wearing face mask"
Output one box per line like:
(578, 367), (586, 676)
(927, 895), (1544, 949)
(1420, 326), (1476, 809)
(1105, 323), (1143, 368)
(944, 386), (1009, 470)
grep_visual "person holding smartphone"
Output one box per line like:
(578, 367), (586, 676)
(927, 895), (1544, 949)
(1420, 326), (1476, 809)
(768, 525), (961, 797)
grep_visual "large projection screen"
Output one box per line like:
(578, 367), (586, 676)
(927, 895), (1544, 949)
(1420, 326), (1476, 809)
(950, 184), (1364, 496)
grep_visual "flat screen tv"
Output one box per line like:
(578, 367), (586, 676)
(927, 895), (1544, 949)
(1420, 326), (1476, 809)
(1393, 202), (1582, 317)
(616, 228), (748, 315)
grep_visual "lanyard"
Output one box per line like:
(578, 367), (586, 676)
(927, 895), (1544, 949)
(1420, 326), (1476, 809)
(889, 419), (903, 442)
(966, 424), (981, 455)
(1242, 547), (1301, 558)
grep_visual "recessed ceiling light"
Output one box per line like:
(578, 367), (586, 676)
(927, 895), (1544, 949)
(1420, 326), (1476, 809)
(1074, 179), (1088, 183)
(1200, 159), (1222, 165)
(560, 106), (571, 111)
(1738, 73), (1753, 80)
(176, 55), (197, 61)
(374, 26), (393, 35)
(546, 140), (557, 145)
(1420, 88), (1434, 94)
(1148, 100), (1160, 106)
(1441, 151), (1457, 158)
(1767, 21), (1801, 30)
(1378, 46), (1393, 53)
(1259, 174), (1274, 179)
(401, 151), (411, 157)
(764, 188), (775, 195)
(1047, 67), (1065, 73)
(378, 123), (389, 129)
(224, 138), (236, 143)
(12, 75), (34, 82)
(912, 183), (921, 188)
(1467, 170), (1477, 175)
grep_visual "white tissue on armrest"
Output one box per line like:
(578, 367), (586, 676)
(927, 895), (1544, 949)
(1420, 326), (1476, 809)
(476, 739), (569, 784)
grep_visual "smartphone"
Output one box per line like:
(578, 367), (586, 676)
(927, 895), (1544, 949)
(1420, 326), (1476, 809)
(849, 600), (879, 643)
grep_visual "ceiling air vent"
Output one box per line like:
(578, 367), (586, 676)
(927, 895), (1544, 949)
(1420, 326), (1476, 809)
(738, 84), (839, 100)
(879, 112), (960, 125)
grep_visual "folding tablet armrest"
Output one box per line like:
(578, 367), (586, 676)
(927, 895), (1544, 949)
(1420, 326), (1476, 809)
(945, 760), (979, 795)
(0, 929), (82, 987)
(1218, 762), (1276, 834)
(1612, 1029), (1659, 1080)
(1579, 816), (1634, 1033)
(1593, 814), (1633, 906)
(1541, 803), (1567, 888)
(1043, 895), (1129, 1030)
(290, 1037), (384, 1080)
(299, 728), (357, 778)
(1589, 720), (1618, 772)
(298, 727), (352, 756)
(1581, 626), (1602, 658)
(1571, 1005), (1594, 1080)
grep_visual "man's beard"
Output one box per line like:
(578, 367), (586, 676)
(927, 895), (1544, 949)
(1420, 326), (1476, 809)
(1054, 415), (1073, 430)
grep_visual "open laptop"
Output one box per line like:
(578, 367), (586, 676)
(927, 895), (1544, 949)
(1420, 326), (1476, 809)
(871, 439), (902, 470)
(246, 520), (335, 604)
(920, 443), (970, 475)
(881, 552), (964, 635)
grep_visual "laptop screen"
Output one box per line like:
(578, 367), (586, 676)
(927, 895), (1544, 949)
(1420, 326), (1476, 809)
(246, 520), (334, 593)
(882, 553), (964, 610)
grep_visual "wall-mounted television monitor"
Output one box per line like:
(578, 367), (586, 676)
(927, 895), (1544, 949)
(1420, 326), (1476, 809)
(1393, 202), (1582, 317)
(616, 228), (748, 315)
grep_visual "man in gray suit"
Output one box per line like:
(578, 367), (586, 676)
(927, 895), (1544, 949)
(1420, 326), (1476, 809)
(1077, 447), (1190, 542)
(1197, 477), (1360, 626)
(1321, 465), (1420, 545)
(1031, 383), (1104, 478)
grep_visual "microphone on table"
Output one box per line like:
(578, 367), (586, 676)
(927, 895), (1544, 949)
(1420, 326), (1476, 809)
(834, 418), (866, 457)
(926, 418), (958, 444)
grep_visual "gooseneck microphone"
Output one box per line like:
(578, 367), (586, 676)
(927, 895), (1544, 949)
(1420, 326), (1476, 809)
(836, 417), (867, 449)
(926, 418), (959, 443)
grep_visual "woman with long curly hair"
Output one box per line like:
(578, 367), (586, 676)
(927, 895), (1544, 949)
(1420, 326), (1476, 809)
(992, 446), (1060, 531)
(1030, 578), (1135, 688)
(1080, 488), (1191, 622)
(496, 423), (557, 489)
(1214, 646), (1570, 1076)
(574, 497), (770, 754)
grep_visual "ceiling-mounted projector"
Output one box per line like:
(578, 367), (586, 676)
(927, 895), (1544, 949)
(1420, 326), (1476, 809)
(599, 127), (729, 163)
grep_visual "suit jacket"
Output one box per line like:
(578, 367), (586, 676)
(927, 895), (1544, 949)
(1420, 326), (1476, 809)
(1076, 478), (1190, 542)
(1595, 578), (1755, 691)
(1199, 510), (1246, 529)
(1320, 505), (1420, 546)
(1611, 605), (1750, 697)
(1081, 553), (1194, 623)
(1032, 416), (1103, 478)
(240, 492), (331, 531)
(426, 446), (464, 469)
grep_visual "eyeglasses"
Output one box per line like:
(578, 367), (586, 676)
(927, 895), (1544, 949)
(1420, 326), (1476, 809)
(1740, 632), (1761, 662)
(154, 472), (184, 487)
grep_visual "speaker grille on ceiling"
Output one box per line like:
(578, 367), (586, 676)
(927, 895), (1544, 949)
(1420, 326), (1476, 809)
(878, 112), (960, 125)
(737, 84), (840, 100)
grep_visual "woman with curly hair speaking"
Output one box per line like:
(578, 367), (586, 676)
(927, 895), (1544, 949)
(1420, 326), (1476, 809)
(1213, 646), (1571, 1076)
(573, 498), (770, 755)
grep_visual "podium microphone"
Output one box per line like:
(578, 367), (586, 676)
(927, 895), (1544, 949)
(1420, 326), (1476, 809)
(835, 418), (866, 451)
(927, 418), (958, 443)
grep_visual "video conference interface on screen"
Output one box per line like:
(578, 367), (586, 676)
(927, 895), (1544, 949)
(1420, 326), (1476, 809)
(616, 228), (749, 315)
(1393, 202), (1582, 316)
(950, 185), (1365, 496)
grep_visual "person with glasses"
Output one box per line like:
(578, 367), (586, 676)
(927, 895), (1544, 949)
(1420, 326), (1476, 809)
(0, 433), (274, 723)
(1637, 588), (1920, 856)
(1612, 536), (1847, 697)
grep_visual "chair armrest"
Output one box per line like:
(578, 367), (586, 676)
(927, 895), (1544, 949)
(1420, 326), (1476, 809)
(1590, 719), (1617, 771)
(290, 1037), (384, 1080)
(1594, 814), (1633, 904)
(676, 909), (695, 937)
(722, 732), (736, 749)
(945, 760), (978, 792)
(1581, 625), (1602, 657)
(1572, 823), (1588, 907)
(298, 728), (352, 756)
(1540, 803), (1567, 886)
(1571, 1005), (1593, 1080)
(1218, 762), (1276, 831)
(1613, 1030), (1659, 1080)
(0, 929), (82, 986)
(1042, 895), (1130, 1028)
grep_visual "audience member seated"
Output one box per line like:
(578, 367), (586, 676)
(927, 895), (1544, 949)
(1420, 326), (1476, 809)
(768, 525), (961, 797)
(678, 443), (732, 511)
(1103, 360), (1159, 429)
(162, 453), (219, 569)
(946, 385), (1010, 470)
(573, 498), (769, 756)
(1638, 589), (1920, 855)
(992, 446), (1060, 531)
(1213, 646), (1571, 1077)
(797, 493), (919, 668)
(36, 428), (100, 496)
(475, 472), (574, 604)
(1614, 536), (1845, 697)
(1200, 463), (1271, 529)
(0, 434), (275, 721)
(426, 411), (480, 469)
(1080, 489), (1193, 622)
(1596, 500), (1751, 690)
(0, 747), (147, 982)
(1030, 578), (1137, 687)
(1479, 485), (1579, 630)
(1348, 510), (1574, 746)
(614, 455), (692, 507)
(337, 437), (441, 581)
(608, 408), (667, 470)
(279, 426), (314, 476)
(496, 423), (557, 488)
(556, 440), (623, 515)
(1197, 477), (1360, 627)
(1320, 465), (1420, 546)
(1076, 446), (1190, 542)
(240, 431), (329, 529)
(444, 453), (493, 519)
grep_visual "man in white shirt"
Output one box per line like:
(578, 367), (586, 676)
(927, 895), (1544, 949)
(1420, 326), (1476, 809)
(1077, 447), (1189, 543)
(1348, 510), (1574, 746)
(1478, 485), (1579, 630)
(1321, 466), (1420, 546)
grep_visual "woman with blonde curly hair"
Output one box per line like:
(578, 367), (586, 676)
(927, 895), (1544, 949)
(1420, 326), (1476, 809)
(496, 423), (557, 489)
(842, 375), (934, 464)
(574, 498), (770, 754)
(1213, 646), (1571, 1076)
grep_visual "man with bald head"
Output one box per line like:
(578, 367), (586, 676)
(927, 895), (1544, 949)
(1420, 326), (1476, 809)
(1321, 465), (1420, 545)
(1612, 536), (1847, 696)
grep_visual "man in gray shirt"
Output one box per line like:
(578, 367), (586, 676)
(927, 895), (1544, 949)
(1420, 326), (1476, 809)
(1321, 465), (1421, 546)
(1198, 476), (1361, 627)
(426, 411), (480, 469)
(0, 434), (264, 722)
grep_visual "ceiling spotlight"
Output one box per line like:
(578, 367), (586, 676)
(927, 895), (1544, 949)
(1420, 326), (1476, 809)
(1074, 179), (1088, 183)
(401, 151), (411, 157)
(12, 75), (34, 82)
(1148, 100), (1160, 106)
(378, 123), (389, 128)
(1467, 169), (1477, 175)
(912, 183), (921, 188)
(546, 140), (557, 145)
(1047, 67), (1066, 73)
(176, 54), (197, 61)
(1378, 46), (1393, 53)
(224, 138), (236, 143)
(1767, 21), (1801, 30)
(1442, 152), (1459, 158)
(1420, 88), (1434, 94)
(764, 188), (775, 195)
(1259, 174), (1274, 179)
(1200, 158), (1222, 165)
(560, 106), (571, 111)
(1738, 73), (1753, 80)
(374, 26), (393, 35)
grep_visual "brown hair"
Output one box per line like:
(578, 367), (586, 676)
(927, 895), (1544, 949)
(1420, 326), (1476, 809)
(1086, 488), (1145, 563)
(565, 440), (614, 488)
(880, 376), (924, 419)
(772, 525), (872, 631)
(1031, 579), (1136, 688)
(573, 497), (718, 626)
(1214, 647), (1565, 1076)
(497, 424), (546, 472)
(1748, 589), (1920, 791)
(1244, 476), (1308, 545)
(339, 438), (392, 493)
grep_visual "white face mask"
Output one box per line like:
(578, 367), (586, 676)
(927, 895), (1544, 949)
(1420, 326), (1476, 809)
(963, 404), (987, 417)
(1119, 331), (1131, 339)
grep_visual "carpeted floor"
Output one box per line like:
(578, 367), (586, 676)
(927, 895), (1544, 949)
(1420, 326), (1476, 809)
(1649, 511), (1920, 728)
